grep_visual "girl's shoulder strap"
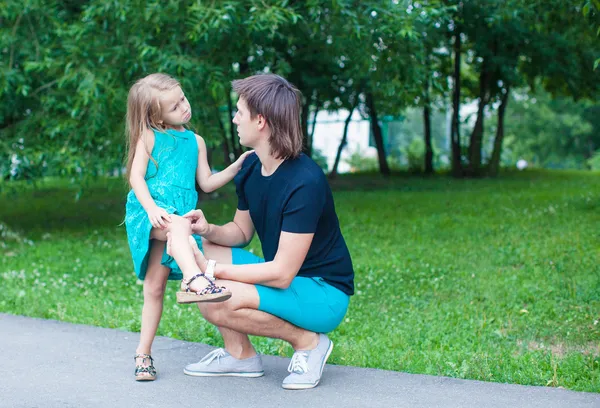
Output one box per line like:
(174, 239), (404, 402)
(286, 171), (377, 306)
(149, 127), (163, 136)
(149, 127), (169, 141)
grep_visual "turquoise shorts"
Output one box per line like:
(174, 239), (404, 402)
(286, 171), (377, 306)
(231, 248), (350, 333)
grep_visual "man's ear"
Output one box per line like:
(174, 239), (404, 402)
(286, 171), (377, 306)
(256, 114), (267, 131)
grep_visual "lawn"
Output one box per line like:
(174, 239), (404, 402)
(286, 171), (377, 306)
(1, 170), (599, 392)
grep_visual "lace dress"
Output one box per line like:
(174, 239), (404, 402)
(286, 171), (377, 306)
(125, 128), (202, 280)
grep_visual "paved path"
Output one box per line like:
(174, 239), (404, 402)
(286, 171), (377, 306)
(1, 313), (598, 408)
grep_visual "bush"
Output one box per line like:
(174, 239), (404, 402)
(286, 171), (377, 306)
(344, 150), (379, 172)
(587, 151), (600, 170)
(401, 138), (426, 173)
(312, 148), (329, 173)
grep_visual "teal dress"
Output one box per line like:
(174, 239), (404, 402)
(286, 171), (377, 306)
(125, 128), (203, 281)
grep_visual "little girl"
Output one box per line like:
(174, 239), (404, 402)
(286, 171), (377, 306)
(124, 73), (251, 381)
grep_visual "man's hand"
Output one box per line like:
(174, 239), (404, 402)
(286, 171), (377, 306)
(183, 209), (210, 235)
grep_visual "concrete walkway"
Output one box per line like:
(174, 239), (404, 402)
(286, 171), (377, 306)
(1, 313), (598, 408)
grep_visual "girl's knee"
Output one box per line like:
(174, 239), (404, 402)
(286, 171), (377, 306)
(144, 279), (167, 299)
(168, 215), (192, 234)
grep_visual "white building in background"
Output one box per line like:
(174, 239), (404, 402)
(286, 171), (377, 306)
(311, 110), (376, 173)
(311, 101), (479, 173)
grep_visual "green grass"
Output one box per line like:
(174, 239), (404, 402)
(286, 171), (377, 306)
(1, 170), (599, 392)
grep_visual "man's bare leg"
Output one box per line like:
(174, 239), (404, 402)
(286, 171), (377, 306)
(199, 280), (319, 350)
(199, 240), (319, 357)
(200, 240), (256, 358)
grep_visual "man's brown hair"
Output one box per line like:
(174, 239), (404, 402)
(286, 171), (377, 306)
(232, 74), (303, 159)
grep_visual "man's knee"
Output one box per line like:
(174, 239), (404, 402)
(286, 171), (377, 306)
(197, 302), (228, 326)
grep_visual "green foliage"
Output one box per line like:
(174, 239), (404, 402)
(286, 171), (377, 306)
(1, 0), (599, 179)
(311, 148), (329, 173)
(344, 150), (380, 173)
(582, 0), (600, 68)
(401, 138), (427, 173)
(587, 151), (600, 170)
(498, 87), (599, 169)
(0, 0), (306, 179)
(1, 172), (599, 391)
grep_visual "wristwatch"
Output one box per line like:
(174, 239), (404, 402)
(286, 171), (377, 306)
(205, 259), (217, 280)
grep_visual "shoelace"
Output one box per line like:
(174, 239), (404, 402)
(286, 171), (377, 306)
(287, 351), (309, 374)
(199, 348), (228, 365)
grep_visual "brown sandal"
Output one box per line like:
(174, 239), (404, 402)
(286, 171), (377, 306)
(176, 273), (232, 304)
(134, 353), (156, 381)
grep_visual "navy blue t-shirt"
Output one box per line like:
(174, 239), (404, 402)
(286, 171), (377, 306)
(234, 153), (354, 296)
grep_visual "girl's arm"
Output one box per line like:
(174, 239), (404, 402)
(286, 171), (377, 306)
(129, 129), (171, 228)
(195, 135), (252, 193)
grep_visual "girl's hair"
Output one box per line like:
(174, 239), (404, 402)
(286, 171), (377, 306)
(232, 74), (303, 160)
(124, 73), (180, 184)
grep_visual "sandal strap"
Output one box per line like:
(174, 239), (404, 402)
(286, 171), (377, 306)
(183, 273), (223, 294)
(182, 272), (229, 297)
(134, 353), (154, 363)
(197, 283), (227, 296)
(135, 366), (157, 376)
(182, 273), (205, 291)
(134, 353), (157, 377)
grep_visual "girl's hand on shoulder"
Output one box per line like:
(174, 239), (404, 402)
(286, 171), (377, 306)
(147, 206), (172, 229)
(232, 150), (255, 172)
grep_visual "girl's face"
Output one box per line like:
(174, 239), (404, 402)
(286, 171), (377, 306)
(159, 86), (192, 127)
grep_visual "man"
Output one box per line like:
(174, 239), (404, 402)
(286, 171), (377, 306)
(168, 74), (354, 390)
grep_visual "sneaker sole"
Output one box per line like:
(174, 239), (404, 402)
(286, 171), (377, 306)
(282, 340), (334, 390)
(183, 369), (264, 378)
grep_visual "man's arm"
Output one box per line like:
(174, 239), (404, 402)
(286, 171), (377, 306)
(214, 231), (313, 289)
(185, 209), (255, 247)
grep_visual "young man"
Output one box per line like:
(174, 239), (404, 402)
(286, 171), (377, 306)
(167, 74), (354, 389)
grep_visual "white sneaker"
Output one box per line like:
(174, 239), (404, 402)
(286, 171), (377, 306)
(282, 334), (333, 390)
(184, 348), (264, 377)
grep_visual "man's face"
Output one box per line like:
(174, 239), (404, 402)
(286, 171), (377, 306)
(159, 86), (192, 127)
(232, 98), (261, 148)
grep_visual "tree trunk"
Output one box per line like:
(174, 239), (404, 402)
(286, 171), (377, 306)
(467, 57), (490, 177)
(423, 67), (434, 175)
(214, 104), (232, 165)
(424, 103), (433, 175)
(329, 102), (357, 179)
(488, 87), (510, 177)
(365, 92), (390, 176)
(227, 87), (242, 158)
(451, 30), (463, 177)
(308, 95), (320, 156)
(301, 94), (311, 156)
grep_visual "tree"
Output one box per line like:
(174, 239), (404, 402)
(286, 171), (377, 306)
(499, 87), (599, 169)
(414, 1), (454, 174)
(0, 0), (302, 178)
(444, 0), (599, 177)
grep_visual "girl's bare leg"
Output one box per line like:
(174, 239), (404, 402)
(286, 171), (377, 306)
(150, 215), (221, 294)
(135, 239), (170, 379)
